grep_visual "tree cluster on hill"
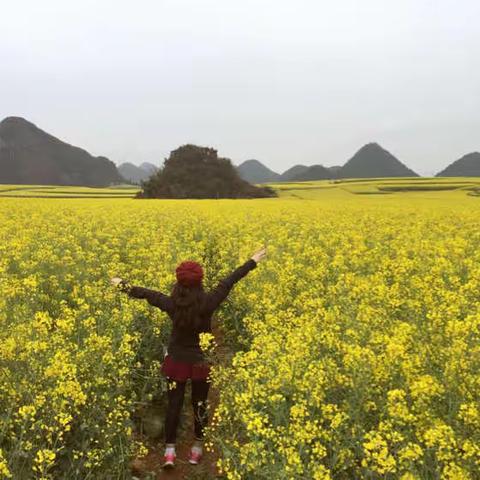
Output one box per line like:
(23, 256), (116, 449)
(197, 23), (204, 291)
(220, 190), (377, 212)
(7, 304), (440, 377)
(137, 144), (276, 199)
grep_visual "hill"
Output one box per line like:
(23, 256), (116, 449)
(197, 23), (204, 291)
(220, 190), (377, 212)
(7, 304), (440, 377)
(118, 162), (158, 184)
(139, 162), (158, 175)
(0, 117), (122, 186)
(279, 165), (309, 182)
(339, 143), (418, 178)
(138, 145), (276, 199)
(291, 165), (334, 181)
(436, 152), (480, 177)
(236, 159), (280, 183)
(328, 166), (342, 176)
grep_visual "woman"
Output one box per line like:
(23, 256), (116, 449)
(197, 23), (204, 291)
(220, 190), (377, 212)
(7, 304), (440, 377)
(110, 246), (266, 468)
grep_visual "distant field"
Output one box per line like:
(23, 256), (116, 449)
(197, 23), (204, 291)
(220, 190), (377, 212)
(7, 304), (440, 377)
(264, 177), (480, 198)
(3, 178), (480, 200)
(0, 184), (140, 198)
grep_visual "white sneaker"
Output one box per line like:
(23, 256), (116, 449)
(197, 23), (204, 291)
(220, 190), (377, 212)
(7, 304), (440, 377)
(188, 446), (203, 465)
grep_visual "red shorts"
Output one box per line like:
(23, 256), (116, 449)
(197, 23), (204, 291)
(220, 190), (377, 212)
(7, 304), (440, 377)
(160, 354), (211, 382)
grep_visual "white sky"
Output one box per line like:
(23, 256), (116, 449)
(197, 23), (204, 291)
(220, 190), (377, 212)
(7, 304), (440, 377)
(1, 0), (479, 175)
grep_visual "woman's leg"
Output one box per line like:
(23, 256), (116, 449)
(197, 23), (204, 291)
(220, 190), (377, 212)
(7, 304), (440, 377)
(191, 379), (210, 440)
(164, 378), (187, 444)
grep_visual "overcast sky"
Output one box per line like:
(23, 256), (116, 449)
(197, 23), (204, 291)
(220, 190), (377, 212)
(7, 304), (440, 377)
(1, 0), (479, 175)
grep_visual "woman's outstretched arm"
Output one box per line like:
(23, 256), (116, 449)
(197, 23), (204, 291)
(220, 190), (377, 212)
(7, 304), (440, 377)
(206, 246), (267, 311)
(111, 277), (173, 313)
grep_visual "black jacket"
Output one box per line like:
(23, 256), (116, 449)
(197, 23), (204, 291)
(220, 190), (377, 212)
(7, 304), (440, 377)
(120, 258), (257, 362)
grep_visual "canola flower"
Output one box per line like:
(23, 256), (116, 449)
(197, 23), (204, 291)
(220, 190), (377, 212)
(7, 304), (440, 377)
(0, 449), (11, 478)
(0, 189), (479, 478)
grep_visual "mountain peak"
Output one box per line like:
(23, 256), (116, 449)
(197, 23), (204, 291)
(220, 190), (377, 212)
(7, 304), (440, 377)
(1, 116), (37, 133)
(236, 159), (280, 183)
(0, 117), (44, 138)
(0, 116), (34, 127)
(357, 142), (385, 153)
(0, 116), (62, 147)
(241, 159), (264, 166)
(139, 162), (159, 174)
(436, 152), (480, 177)
(279, 164), (309, 181)
(462, 151), (480, 159)
(339, 143), (418, 178)
(290, 164), (333, 181)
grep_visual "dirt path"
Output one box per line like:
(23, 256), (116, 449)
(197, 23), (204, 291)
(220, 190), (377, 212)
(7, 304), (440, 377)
(130, 322), (228, 479)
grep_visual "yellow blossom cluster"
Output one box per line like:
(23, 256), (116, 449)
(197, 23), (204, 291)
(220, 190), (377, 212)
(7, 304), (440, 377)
(1, 189), (480, 479)
(204, 192), (480, 479)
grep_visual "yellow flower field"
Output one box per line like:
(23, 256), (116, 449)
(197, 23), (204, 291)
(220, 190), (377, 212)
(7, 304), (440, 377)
(1, 184), (480, 479)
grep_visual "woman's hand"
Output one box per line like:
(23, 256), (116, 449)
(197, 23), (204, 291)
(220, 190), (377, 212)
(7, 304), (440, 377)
(110, 277), (123, 287)
(251, 246), (267, 263)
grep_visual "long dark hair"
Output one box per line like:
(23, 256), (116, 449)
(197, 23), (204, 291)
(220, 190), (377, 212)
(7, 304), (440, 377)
(171, 282), (207, 330)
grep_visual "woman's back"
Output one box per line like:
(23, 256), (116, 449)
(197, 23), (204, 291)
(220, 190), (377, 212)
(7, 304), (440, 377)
(167, 258), (258, 363)
(119, 258), (259, 363)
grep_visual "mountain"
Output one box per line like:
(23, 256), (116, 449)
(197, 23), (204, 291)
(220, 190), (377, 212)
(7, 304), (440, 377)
(338, 143), (418, 178)
(118, 163), (148, 184)
(118, 162), (159, 184)
(0, 117), (122, 186)
(291, 165), (334, 181)
(236, 159), (280, 183)
(139, 162), (158, 175)
(436, 152), (480, 177)
(328, 166), (342, 176)
(279, 165), (309, 182)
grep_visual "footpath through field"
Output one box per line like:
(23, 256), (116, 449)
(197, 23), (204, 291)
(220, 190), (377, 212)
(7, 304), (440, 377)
(130, 322), (227, 480)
